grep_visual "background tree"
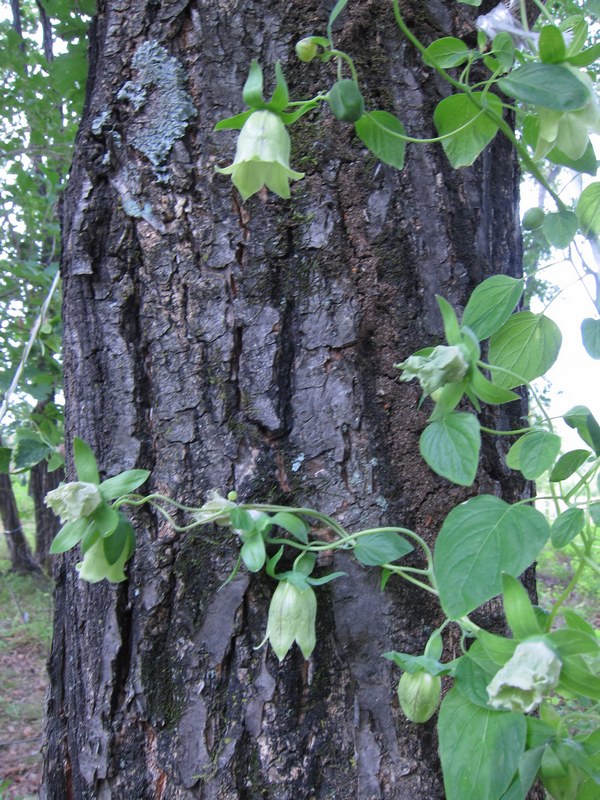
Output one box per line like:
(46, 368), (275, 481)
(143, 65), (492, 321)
(0, 0), (88, 567)
(43, 1), (539, 797)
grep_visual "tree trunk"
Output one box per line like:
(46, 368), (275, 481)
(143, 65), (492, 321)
(29, 458), (64, 568)
(44, 1), (530, 798)
(0, 472), (40, 573)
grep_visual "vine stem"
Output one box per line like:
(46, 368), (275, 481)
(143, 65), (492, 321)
(389, 0), (566, 212)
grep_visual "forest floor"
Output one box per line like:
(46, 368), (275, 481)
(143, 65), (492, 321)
(0, 542), (598, 799)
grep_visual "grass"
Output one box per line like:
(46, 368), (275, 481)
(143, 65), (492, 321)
(0, 479), (52, 800)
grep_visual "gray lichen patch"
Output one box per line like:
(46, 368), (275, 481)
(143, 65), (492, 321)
(117, 40), (196, 167)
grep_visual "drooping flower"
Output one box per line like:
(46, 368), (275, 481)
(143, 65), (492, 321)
(216, 110), (304, 201)
(264, 580), (317, 661)
(486, 639), (562, 713)
(45, 481), (102, 523)
(533, 70), (600, 161)
(397, 344), (469, 397)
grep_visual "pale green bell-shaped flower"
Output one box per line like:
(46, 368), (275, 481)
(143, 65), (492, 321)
(534, 70), (600, 161)
(76, 537), (129, 583)
(264, 580), (317, 661)
(216, 110), (304, 201)
(397, 344), (469, 397)
(486, 639), (562, 713)
(45, 481), (102, 523)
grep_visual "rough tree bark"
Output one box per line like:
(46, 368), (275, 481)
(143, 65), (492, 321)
(44, 1), (534, 798)
(30, 457), (64, 568)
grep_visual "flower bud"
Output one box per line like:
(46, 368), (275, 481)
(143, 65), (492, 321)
(265, 580), (317, 661)
(216, 110), (304, 201)
(328, 79), (365, 123)
(397, 345), (470, 397)
(397, 671), (441, 723)
(45, 481), (102, 523)
(486, 639), (562, 713)
(296, 37), (319, 63)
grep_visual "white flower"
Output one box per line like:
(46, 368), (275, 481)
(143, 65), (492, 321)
(216, 110), (304, 201)
(486, 639), (562, 713)
(397, 345), (469, 397)
(45, 481), (102, 523)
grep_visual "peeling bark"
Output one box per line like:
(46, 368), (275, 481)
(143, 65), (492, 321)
(44, 1), (535, 798)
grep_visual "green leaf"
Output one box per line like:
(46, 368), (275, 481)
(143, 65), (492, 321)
(433, 92), (503, 168)
(419, 413), (481, 486)
(382, 651), (448, 676)
(354, 111), (406, 170)
(538, 25), (566, 64)
(270, 511), (309, 544)
(502, 574), (542, 639)
(577, 182), (600, 237)
(590, 502), (600, 526)
(497, 63), (590, 111)
(91, 502), (120, 538)
(462, 276), (524, 341)
(563, 406), (596, 449)
(438, 689), (526, 800)
(103, 515), (135, 566)
(486, 33), (515, 74)
(49, 517), (89, 554)
(353, 531), (413, 566)
(547, 628), (600, 657)
(563, 609), (596, 638)
(0, 447), (11, 474)
(506, 430), (561, 479)
(240, 530), (266, 573)
(588, 413), (600, 456)
(551, 507), (585, 548)
(100, 469), (150, 500)
(550, 449), (591, 482)
(478, 630), (518, 666)
(542, 209), (578, 248)
(73, 437), (99, 484)
(469, 369), (519, 405)
(12, 430), (52, 471)
(434, 495), (549, 619)
(242, 60), (264, 109)
(581, 318), (600, 359)
(488, 312), (562, 389)
(424, 37), (470, 68)
(436, 295), (461, 345)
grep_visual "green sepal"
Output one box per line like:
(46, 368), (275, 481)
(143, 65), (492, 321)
(100, 469), (150, 500)
(436, 295), (461, 345)
(306, 571), (346, 586)
(240, 529), (266, 572)
(557, 655), (600, 701)
(103, 514), (135, 566)
(49, 517), (89, 554)
(80, 522), (100, 555)
(546, 628), (599, 658)
(268, 62), (289, 112)
(477, 629), (518, 666)
(279, 100), (320, 125)
(242, 60), (265, 109)
(91, 501), (120, 538)
(214, 110), (254, 131)
(73, 437), (99, 484)
(470, 368), (519, 405)
(382, 650), (451, 676)
(502, 573), (542, 640)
